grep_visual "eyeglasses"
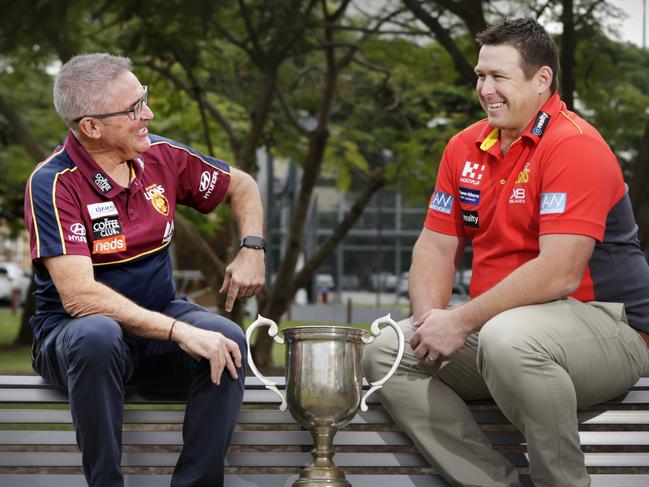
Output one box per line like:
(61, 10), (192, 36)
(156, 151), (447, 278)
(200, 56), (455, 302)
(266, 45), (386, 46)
(72, 86), (148, 123)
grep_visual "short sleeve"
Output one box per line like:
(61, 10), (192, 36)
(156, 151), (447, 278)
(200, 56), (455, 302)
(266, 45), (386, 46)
(157, 139), (231, 213)
(423, 142), (467, 237)
(538, 135), (624, 241)
(25, 169), (90, 261)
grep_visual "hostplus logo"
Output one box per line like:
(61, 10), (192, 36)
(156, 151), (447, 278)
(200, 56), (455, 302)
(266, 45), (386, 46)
(459, 161), (486, 186)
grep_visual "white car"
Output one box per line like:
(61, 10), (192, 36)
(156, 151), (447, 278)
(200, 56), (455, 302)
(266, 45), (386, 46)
(0, 263), (32, 304)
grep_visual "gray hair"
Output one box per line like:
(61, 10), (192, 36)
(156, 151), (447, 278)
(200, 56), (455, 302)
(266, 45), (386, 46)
(53, 53), (133, 127)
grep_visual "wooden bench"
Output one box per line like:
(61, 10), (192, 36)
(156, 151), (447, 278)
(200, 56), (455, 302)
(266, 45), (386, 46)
(1, 375), (649, 486)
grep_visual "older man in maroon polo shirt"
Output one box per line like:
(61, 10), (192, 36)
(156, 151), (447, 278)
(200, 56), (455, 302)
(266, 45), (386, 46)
(24, 53), (265, 487)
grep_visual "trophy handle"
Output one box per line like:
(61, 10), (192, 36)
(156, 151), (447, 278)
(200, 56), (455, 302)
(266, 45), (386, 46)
(245, 314), (287, 411)
(360, 314), (405, 412)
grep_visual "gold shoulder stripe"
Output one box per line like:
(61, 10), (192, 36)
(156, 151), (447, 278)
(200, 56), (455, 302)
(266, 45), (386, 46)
(28, 147), (70, 258)
(150, 140), (231, 175)
(91, 241), (172, 267)
(560, 111), (583, 134)
(52, 167), (78, 255)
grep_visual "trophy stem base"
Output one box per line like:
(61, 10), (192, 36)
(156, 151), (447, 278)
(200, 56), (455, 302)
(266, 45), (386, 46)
(292, 468), (351, 487)
(292, 426), (351, 487)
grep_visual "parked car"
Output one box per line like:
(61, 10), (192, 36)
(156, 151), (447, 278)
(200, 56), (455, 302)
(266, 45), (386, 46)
(314, 274), (334, 293)
(397, 272), (409, 297)
(369, 272), (398, 292)
(0, 263), (32, 304)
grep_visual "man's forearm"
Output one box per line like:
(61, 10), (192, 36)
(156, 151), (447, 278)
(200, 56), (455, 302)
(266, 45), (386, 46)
(62, 279), (175, 340)
(227, 171), (264, 238)
(455, 250), (584, 334)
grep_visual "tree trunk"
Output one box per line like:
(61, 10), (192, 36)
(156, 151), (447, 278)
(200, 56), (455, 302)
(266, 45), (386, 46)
(560, 0), (576, 109)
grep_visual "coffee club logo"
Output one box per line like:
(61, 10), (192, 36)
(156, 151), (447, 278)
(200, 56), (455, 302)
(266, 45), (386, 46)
(93, 172), (113, 193)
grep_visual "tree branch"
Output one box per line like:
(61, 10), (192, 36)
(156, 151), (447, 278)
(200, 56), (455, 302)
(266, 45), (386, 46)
(403, 0), (476, 87)
(0, 93), (47, 162)
(292, 167), (386, 291)
(143, 58), (243, 159)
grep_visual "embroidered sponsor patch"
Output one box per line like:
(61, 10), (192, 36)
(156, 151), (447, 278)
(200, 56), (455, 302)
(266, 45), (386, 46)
(91, 216), (123, 240)
(540, 192), (567, 214)
(162, 220), (174, 244)
(462, 210), (479, 227)
(93, 235), (126, 254)
(509, 187), (526, 204)
(93, 172), (113, 193)
(144, 184), (169, 216)
(87, 201), (118, 220)
(459, 161), (486, 186)
(531, 112), (551, 137)
(199, 170), (219, 199)
(429, 191), (453, 214)
(459, 187), (480, 205)
(66, 222), (87, 243)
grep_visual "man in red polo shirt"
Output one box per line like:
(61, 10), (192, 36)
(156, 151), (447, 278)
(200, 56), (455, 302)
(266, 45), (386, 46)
(363, 18), (649, 487)
(24, 53), (265, 487)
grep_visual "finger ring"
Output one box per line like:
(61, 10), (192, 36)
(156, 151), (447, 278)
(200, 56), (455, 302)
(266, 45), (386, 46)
(426, 353), (435, 362)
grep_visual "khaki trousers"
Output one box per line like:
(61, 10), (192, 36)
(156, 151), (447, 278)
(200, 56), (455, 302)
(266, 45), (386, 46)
(362, 299), (648, 487)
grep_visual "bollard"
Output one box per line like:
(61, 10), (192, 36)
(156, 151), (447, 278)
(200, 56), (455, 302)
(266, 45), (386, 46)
(10, 289), (19, 314)
(346, 297), (352, 324)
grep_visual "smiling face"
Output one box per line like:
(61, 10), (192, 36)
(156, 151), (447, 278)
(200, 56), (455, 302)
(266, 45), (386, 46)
(78, 70), (154, 162)
(475, 44), (551, 143)
(97, 71), (154, 160)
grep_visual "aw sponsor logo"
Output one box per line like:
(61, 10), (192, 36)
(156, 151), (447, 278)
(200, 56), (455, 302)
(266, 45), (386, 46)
(87, 201), (118, 220)
(531, 112), (551, 137)
(67, 222), (87, 243)
(509, 187), (526, 204)
(462, 210), (479, 228)
(199, 171), (219, 199)
(516, 163), (531, 184)
(162, 220), (174, 244)
(429, 191), (453, 214)
(459, 187), (480, 205)
(93, 172), (113, 193)
(540, 192), (567, 214)
(145, 183), (169, 216)
(459, 161), (486, 186)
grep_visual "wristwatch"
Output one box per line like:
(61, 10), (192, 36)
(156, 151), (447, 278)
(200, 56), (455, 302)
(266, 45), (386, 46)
(240, 236), (266, 251)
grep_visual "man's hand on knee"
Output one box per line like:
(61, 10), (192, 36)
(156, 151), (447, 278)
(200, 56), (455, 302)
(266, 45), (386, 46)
(171, 322), (243, 384)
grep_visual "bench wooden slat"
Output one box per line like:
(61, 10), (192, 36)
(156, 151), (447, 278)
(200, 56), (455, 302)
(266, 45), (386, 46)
(4, 407), (649, 426)
(0, 474), (456, 487)
(0, 451), (430, 467)
(2, 473), (649, 487)
(0, 408), (394, 425)
(2, 429), (648, 447)
(2, 451), (649, 468)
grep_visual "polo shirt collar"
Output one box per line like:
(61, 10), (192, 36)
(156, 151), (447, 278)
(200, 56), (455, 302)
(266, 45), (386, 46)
(64, 132), (145, 198)
(476, 92), (565, 152)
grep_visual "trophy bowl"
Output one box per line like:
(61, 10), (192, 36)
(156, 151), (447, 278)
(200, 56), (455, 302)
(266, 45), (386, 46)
(246, 315), (404, 487)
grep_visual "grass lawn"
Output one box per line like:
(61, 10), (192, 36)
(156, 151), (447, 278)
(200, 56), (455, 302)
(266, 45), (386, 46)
(0, 310), (371, 374)
(0, 310), (32, 374)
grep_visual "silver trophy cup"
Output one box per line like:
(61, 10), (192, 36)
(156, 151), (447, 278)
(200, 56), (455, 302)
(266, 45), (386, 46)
(246, 314), (405, 487)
